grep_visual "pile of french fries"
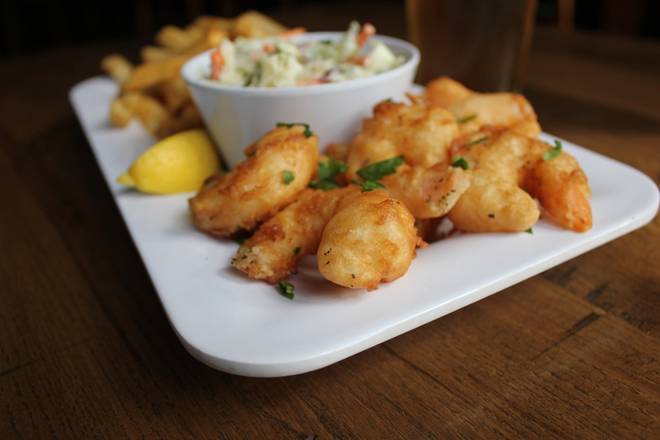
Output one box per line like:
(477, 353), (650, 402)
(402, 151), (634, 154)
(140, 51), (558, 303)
(101, 11), (289, 138)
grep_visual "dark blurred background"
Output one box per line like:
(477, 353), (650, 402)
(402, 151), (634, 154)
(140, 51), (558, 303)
(1, 0), (658, 59)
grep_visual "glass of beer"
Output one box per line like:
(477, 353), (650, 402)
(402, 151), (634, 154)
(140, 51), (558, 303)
(406, 0), (537, 91)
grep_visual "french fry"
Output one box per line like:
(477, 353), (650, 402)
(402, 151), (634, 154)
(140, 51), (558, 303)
(160, 103), (204, 137)
(155, 25), (204, 52)
(132, 94), (171, 136)
(141, 46), (173, 62)
(109, 95), (136, 127)
(103, 13), (289, 137)
(160, 77), (190, 114)
(178, 104), (203, 128)
(122, 55), (187, 93)
(234, 11), (288, 38)
(180, 28), (226, 56)
(192, 16), (235, 33)
(101, 54), (133, 84)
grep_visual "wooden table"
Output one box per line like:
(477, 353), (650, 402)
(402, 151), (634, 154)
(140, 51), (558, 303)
(1, 24), (658, 438)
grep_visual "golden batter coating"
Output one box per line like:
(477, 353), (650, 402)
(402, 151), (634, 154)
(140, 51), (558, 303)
(448, 130), (592, 232)
(346, 100), (458, 178)
(232, 187), (352, 282)
(317, 190), (418, 290)
(189, 125), (318, 237)
(425, 76), (541, 138)
(382, 164), (471, 219)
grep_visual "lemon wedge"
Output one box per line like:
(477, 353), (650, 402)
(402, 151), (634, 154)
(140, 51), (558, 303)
(117, 129), (220, 194)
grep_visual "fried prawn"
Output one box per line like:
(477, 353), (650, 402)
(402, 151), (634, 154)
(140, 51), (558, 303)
(317, 190), (418, 290)
(189, 125), (318, 236)
(232, 187), (351, 282)
(346, 100), (458, 178)
(381, 164), (471, 219)
(448, 131), (592, 232)
(425, 76), (541, 138)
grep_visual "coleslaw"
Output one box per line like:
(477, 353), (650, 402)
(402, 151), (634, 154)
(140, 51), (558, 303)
(207, 22), (405, 88)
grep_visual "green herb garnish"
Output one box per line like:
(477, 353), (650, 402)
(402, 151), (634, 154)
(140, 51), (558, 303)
(526, 228), (534, 234)
(276, 122), (313, 138)
(293, 247), (301, 255)
(276, 281), (295, 300)
(457, 114), (477, 124)
(282, 170), (295, 185)
(309, 157), (347, 190)
(543, 140), (563, 161)
(451, 157), (469, 170)
(309, 180), (339, 190)
(319, 157), (347, 180)
(360, 180), (385, 192)
(465, 136), (488, 147)
(357, 156), (405, 181)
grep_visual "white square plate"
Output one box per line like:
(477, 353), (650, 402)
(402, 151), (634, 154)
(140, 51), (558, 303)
(70, 77), (658, 377)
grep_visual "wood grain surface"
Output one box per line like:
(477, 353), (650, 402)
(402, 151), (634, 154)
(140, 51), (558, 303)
(0, 20), (659, 439)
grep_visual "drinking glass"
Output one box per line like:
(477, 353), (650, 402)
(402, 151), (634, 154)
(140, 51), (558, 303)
(406, 0), (537, 91)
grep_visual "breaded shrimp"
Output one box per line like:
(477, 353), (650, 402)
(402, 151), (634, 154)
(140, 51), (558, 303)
(425, 76), (541, 138)
(449, 174), (540, 233)
(346, 99), (458, 178)
(448, 131), (592, 232)
(317, 190), (418, 290)
(232, 187), (352, 282)
(526, 152), (592, 232)
(425, 76), (472, 108)
(189, 125), (318, 236)
(381, 163), (471, 219)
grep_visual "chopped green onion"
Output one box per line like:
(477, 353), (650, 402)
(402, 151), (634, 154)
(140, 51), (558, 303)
(526, 228), (534, 234)
(543, 140), (563, 161)
(357, 156), (405, 181)
(451, 157), (469, 170)
(360, 180), (385, 192)
(293, 247), (301, 255)
(282, 170), (295, 185)
(276, 122), (313, 138)
(318, 157), (347, 181)
(465, 136), (488, 147)
(276, 281), (295, 300)
(457, 114), (477, 124)
(309, 180), (339, 190)
(309, 157), (347, 190)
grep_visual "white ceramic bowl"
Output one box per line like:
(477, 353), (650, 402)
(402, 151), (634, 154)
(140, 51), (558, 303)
(181, 32), (420, 166)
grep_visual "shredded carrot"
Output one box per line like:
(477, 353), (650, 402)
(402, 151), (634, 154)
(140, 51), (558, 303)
(263, 43), (276, 54)
(211, 48), (224, 80)
(349, 55), (369, 66)
(280, 27), (306, 39)
(357, 23), (375, 48)
(299, 78), (330, 86)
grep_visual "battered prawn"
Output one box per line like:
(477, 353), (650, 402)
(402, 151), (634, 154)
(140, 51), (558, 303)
(425, 76), (541, 138)
(317, 190), (418, 290)
(526, 151), (592, 232)
(381, 163), (471, 219)
(346, 99), (458, 178)
(189, 125), (318, 237)
(448, 130), (592, 232)
(232, 187), (352, 283)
